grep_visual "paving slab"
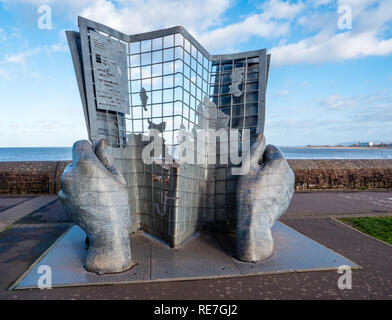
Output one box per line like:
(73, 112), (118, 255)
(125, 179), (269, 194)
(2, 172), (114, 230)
(0, 195), (57, 233)
(285, 191), (392, 218)
(0, 224), (69, 296)
(0, 196), (34, 213)
(15, 199), (72, 225)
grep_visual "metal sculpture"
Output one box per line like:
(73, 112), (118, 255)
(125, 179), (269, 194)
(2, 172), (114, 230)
(59, 139), (133, 274)
(64, 17), (295, 270)
(237, 134), (295, 261)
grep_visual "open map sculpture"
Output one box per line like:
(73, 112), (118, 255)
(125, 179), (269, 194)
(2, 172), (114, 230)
(61, 17), (294, 274)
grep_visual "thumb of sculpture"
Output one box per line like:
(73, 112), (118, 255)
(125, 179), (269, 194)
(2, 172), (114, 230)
(58, 139), (133, 274)
(95, 139), (127, 185)
(236, 134), (294, 262)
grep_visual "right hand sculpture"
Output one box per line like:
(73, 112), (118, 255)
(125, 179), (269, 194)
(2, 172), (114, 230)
(59, 139), (133, 274)
(236, 134), (294, 262)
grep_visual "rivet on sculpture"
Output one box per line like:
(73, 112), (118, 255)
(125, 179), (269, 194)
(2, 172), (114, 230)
(59, 139), (133, 274)
(63, 16), (296, 273)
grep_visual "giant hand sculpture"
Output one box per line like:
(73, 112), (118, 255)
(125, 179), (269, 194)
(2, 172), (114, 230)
(236, 134), (294, 262)
(59, 139), (133, 274)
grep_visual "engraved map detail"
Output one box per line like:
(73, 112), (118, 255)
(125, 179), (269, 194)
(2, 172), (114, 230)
(90, 31), (130, 114)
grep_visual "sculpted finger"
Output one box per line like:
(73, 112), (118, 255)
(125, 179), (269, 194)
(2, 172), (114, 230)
(259, 145), (295, 218)
(61, 140), (100, 191)
(249, 133), (266, 172)
(72, 140), (97, 163)
(95, 138), (126, 185)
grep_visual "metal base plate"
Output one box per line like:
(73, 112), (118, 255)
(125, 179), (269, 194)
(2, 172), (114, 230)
(12, 222), (358, 289)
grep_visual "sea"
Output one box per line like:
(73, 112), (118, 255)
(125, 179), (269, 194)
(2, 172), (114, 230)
(0, 147), (391, 161)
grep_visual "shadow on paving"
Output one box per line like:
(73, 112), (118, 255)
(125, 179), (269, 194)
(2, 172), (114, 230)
(0, 196), (35, 213)
(0, 225), (69, 298)
(15, 200), (72, 224)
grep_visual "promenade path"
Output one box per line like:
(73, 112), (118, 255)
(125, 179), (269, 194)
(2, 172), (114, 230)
(0, 191), (391, 299)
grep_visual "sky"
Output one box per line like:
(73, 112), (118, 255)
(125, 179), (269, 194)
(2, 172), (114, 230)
(0, 0), (391, 147)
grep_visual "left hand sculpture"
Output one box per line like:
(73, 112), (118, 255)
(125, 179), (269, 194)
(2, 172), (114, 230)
(59, 139), (133, 274)
(236, 134), (294, 262)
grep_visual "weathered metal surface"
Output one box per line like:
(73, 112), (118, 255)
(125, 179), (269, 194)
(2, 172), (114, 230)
(89, 31), (129, 114)
(59, 139), (133, 274)
(150, 231), (239, 280)
(14, 226), (149, 289)
(65, 31), (90, 138)
(216, 222), (357, 275)
(13, 222), (357, 289)
(236, 135), (295, 262)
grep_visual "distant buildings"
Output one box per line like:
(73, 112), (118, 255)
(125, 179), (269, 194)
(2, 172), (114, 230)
(353, 141), (391, 147)
(358, 142), (368, 147)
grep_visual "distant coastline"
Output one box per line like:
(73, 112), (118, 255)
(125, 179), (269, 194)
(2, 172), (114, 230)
(0, 146), (391, 161)
(302, 146), (392, 149)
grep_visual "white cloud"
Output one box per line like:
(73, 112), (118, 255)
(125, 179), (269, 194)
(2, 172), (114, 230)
(319, 95), (355, 109)
(3, 47), (42, 65)
(337, 0), (376, 15)
(0, 28), (6, 42)
(270, 0), (392, 66)
(1, 0), (392, 65)
(2, 29), (68, 67)
(319, 91), (392, 113)
(47, 29), (68, 53)
(0, 0), (304, 53)
(198, 0), (304, 51)
(269, 89), (289, 99)
(78, 0), (230, 34)
(197, 14), (290, 52)
(297, 11), (336, 33)
(311, 0), (333, 7)
(76, 0), (392, 63)
(267, 89), (392, 145)
(259, 0), (305, 20)
(270, 30), (392, 66)
(1, 0), (228, 33)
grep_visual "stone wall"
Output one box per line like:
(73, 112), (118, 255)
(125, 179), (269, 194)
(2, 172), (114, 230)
(0, 159), (391, 195)
(0, 161), (71, 195)
(288, 159), (392, 190)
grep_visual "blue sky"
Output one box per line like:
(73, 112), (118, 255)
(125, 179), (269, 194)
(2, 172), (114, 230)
(0, 0), (391, 147)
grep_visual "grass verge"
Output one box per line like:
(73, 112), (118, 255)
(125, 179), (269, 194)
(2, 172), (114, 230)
(339, 217), (392, 245)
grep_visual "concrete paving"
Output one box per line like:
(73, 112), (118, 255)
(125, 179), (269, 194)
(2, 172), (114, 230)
(0, 195), (58, 233)
(0, 195), (34, 213)
(285, 191), (392, 218)
(0, 191), (391, 299)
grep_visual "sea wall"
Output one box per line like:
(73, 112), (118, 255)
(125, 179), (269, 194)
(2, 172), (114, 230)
(290, 159), (392, 190)
(0, 159), (391, 195)
(0, 161), (70, 195)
